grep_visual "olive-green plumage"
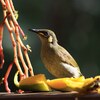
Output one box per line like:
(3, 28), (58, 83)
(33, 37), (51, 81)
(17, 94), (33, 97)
(29, 29), (82, 78)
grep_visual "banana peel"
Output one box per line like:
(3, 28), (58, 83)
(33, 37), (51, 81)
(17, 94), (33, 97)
(47, 76), (100, 93)
(14, 71), (100, 93)
(82, 76), (100, 93)
(14, 71), (51, 92)
(47, 76), (85, 92)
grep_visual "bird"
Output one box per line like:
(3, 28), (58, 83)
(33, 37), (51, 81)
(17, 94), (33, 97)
(29, 29), (82, 78)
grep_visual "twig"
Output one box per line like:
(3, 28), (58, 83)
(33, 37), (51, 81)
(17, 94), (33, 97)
(0, 0), (34, 92)
(0, 22), (4, 69)
(4, 62), (13, 93)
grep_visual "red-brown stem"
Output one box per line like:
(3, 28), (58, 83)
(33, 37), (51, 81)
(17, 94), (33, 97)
(17, 36), (34, 76)
(0, 25), (4, 69)
(0, 0), (6, 7)
(15, 26), (29, 77)
(9, 20), (29, 77)
(0, 13), (10, 69)
(18, 42), (29, 77)
(24, 50), (34, 76)
(18, 25), (26, 38)
(5, 0), (25, 38)
(10, 31), (25, 80)
(17, 89), (24, 94)
(0, 25), (3, 46)
(4, 62), (13, 93)
(9, 0), (15, 12)
(3, 9), (25, 79)
(1, 0), (34, 92)
(5, 0), (34, 77)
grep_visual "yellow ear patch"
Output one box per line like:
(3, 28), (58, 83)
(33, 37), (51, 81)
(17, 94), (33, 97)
(48, 36), (53, 43)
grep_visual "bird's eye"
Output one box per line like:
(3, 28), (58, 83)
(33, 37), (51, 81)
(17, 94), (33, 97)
(39, 31), (49, 37)
(43, 31), (49, 37)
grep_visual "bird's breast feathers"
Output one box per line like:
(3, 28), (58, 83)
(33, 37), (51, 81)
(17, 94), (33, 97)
(60, 62), (81, 78)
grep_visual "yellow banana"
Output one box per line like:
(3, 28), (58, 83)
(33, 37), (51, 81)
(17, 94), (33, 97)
(14, 71), (51, 92)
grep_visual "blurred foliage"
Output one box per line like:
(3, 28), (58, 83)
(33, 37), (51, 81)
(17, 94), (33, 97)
(0, 0), (100, 91)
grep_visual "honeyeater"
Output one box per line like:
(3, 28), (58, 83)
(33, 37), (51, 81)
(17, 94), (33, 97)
(29, 29), (82, 78)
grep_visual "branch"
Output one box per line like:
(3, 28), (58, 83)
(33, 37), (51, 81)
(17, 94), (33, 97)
(0, 0), (34, 92)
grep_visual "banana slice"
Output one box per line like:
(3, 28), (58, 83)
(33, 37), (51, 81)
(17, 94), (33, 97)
(14, 71), (51, 92)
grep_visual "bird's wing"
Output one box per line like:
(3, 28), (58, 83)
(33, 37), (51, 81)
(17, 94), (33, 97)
(55, 45), (79, 68)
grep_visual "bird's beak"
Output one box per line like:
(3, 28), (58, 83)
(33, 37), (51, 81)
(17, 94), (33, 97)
(28, 29), (39, 34)
(29, 29), (45, 37)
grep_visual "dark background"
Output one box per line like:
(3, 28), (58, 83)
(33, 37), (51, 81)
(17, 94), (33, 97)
(0, 0), (100, 91)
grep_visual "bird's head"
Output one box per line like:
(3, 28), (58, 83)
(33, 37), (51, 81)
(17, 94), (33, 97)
(29, 29), (58, 45)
